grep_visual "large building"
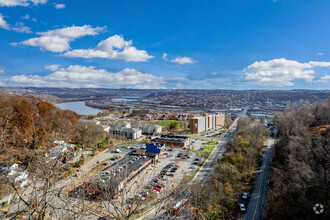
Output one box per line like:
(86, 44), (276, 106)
(107, 121), (142, 139)
(132, 123), (162, 135)
(77, 154), (152, 199)
(154, 135), (191, 147)
(189, 113), (225, 133)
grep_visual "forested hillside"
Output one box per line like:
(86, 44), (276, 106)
(0, 92), (109, 165)
(267, 99), (330, 219)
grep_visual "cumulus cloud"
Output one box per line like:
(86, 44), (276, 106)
(316, 75), (330, 83)
(13, 25), (105, 52)
(318, 52), (324, 56)
(244, 58), (330, 86)
(45, 64), (60, 71)
(6, 65), (167, 88)
(0, 15), (32, 33)
(0, 0), (47, 7)
(171, 56), (195, 64)
(0, 69), (6, 74)
(11, 22), (32, 33)
(55, 3), (65, 9)
(0, 14), (9, 30)
(162, 53), (168, 61)
(63, 34), (153, 62)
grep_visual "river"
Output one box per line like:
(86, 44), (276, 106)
(56, 101), (102, 115)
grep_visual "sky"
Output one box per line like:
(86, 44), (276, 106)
(0, 0), (329, 89)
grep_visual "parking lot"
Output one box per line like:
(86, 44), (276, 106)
(107, 146), (201, 204)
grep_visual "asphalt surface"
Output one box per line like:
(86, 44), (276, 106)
(243, 139), (274, 220)
(140, 108), (249, 219)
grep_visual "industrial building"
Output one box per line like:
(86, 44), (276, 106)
(154, 135), (191, 148)
(189, 113), (225, 134)
(76, 154), (153, 200)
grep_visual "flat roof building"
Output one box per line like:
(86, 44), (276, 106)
(190, 112), (225, 134)
(154, 135), (191, 147)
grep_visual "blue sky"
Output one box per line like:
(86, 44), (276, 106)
(0, 0), (329, 89)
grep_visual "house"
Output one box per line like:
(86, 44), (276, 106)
(50, 145), (67, 157)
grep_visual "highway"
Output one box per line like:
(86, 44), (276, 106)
(243, 138), (274, 220)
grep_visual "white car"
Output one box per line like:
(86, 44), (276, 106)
(115, 149), (121, 153)
(242, 192), (248, 199)
(239, 203), (246, 213)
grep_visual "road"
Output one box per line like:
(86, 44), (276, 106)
(140, 108), (248, 219)
(243, 138), (274, 220)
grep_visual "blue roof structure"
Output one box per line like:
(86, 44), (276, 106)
(146, 143), (165, 154)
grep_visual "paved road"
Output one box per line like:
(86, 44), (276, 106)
(140, 108), (249, 219)
(243, 138), (274, 220)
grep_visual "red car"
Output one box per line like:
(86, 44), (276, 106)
(154, 187), (161, 192)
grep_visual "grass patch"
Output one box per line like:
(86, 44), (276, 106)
(207, 140), (218, 145)
(178, 175), (193, 187)
(157, 120), (181, 129)
(103, 155), (121, 162)
(192, 145), (216, 157)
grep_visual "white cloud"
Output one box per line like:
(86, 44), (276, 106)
(211, 72), (218, 75)
(7, 65), (167, 88)
(0, 14), (9, 30)
(11, 22), (32, 33)
(244, 58), (330, 86)
(22, 14), (30, 19)
(55, 3), (65, 9)
(162, 53), (168, 61)
(63, 34), (153, 62)
(0, 15), (32, 33)
(315, 75), (330, 83)
(171, 56), (195, 64)
(318, 52), (324, 56)
(13, 25), (105, 52)
(0, 0), (47, 7)
(45, 64), (60, 71)
(0, 69), (6, 74)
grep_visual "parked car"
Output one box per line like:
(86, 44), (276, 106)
(154, 187), (161, 192)
(186, 155), (191, 159)
(167, 149), (172, 151)
(193, 161), (199, 165)
(153, 190), (159, 194)
(146, 184), (152, 189)
(242, 192), (248, 199)
(239, 203), (246, 213)
(195, 158), (200, 161)
(167, 173), (174, 177)
(115, 149), (121, 153)
(189, 166), (196, 169)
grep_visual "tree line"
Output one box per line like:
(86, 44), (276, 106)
(267, 99), (329, 219)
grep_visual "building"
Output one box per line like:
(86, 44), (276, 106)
(132, 123), (162, 135)
(189, 113), (225, 134)
(50, 141), (75, 158)
(79, 154), (152, 199)
(154, 135), (191, 147)
(107, 121), (142, 139)
(145, 143), (166, 157)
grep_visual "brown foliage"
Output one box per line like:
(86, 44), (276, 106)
(267, 99), (330, 220)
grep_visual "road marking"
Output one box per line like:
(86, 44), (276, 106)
(252, 146), (271, 220)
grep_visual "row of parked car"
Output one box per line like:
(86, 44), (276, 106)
(239, 192), (249, 213)
(146, 162), (177, 194)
